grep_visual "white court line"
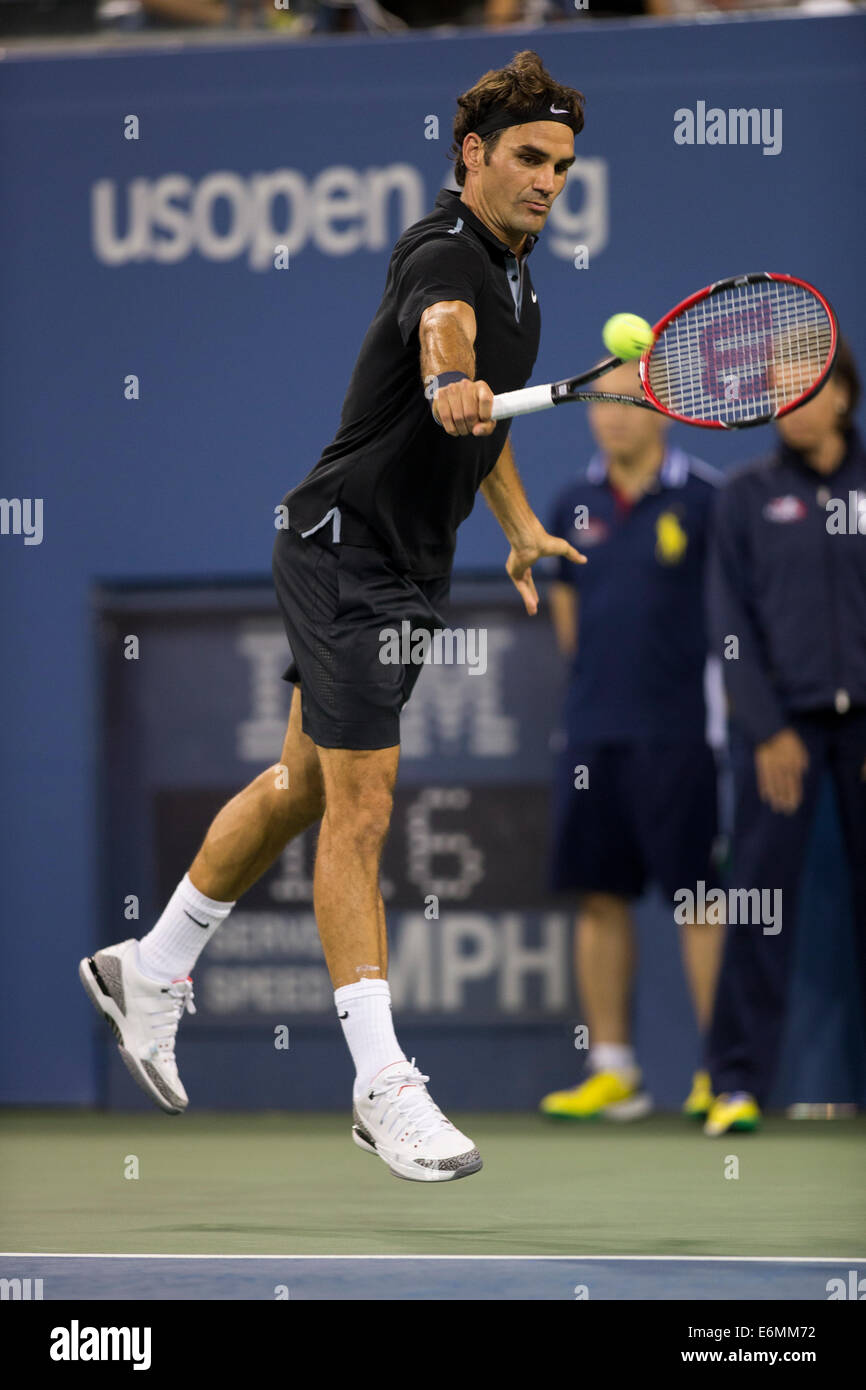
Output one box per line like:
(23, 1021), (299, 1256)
(2, 1253), (864, 1262)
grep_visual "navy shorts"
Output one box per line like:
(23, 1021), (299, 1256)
(271, 525), (450, 750)
(550, 740), (721, 901)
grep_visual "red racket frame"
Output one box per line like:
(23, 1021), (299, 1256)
(638, 272), (839, 430)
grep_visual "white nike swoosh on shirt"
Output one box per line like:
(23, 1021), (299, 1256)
(531, 291), (537, 303)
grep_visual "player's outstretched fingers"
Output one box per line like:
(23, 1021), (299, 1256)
(505, 552), (540, 616)
(549, 535), (588, 566)
(518, 567), (539, 616)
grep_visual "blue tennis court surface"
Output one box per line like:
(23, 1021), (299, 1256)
(2, 1255), (863, 1300)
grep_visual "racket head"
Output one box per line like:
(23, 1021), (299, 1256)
(639, 273), (838, 430)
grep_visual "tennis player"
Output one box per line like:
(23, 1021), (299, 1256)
(80, 50), (586, 1183)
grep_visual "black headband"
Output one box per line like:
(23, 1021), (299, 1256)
(473, 104), (579, 140)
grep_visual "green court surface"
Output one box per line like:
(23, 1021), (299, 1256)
(2, 1111), (864, 1258)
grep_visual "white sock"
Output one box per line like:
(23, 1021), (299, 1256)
(334, 979), (406, 1097)
(589, 1042), (637, 1075)
(137, 873), (235, 983)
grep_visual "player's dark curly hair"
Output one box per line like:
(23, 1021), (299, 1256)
(450, 51), (585, 188)
(832, 335), (861, 430)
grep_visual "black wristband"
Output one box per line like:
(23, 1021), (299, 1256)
(427, 371), (470, 415)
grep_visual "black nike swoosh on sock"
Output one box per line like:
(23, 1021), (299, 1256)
(338, 1010), (349, 1019)
(183, 910), (210, 929)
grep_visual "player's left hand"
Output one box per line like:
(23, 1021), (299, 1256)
(506, 531), (586, 616)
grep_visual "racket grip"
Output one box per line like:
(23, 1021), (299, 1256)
(490, 384), (555, 421)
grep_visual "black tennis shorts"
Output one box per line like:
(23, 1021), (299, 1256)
(272, 523), (451, 750)
(549, 740), (721, 900)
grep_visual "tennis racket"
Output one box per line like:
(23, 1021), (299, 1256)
(490, 273), (838, 430)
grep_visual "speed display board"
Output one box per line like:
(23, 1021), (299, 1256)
(99, 579), (585, 1060)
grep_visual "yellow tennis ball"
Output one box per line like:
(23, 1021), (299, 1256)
(602, 313), (655, 360)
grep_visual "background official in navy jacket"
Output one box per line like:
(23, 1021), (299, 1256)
(704, 339), (866, 1137)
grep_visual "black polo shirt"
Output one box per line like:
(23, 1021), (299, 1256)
(281, 187), (542, 578)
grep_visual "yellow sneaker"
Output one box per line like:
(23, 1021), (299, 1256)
(539, 1069), (652, 1121)
(682, 1069), (714, 1120)
(704, 1091), (761, 1137)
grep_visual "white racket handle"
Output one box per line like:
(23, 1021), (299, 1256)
(490, 384), (555, 421)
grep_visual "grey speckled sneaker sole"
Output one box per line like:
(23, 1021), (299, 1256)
(78, 948), (188, 1115)
(352, 1111), (483, 1183)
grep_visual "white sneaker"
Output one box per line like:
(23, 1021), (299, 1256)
(352, 1059), (482, 1183)
(78, 939), (195, 1114)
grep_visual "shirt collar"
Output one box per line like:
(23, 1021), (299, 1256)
(776, 425), (862, 478)
(586, 447), (690, 489)
(434, 188), (538, 259)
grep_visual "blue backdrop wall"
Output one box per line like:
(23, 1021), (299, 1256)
(1, 14), (864, 1104)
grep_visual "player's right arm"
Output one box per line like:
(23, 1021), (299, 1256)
(419, 300), (496, 438)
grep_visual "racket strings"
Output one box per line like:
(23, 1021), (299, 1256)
(647, 279), (833, 426)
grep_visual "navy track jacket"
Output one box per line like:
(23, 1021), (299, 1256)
(707, 428), (866, 744)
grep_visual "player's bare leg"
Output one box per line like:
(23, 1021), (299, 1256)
(189, 685), (324, 902)
(314, 741), (481, 1181)
(312, 744), (398, 988)
(576, 893), (648, 1105)
(540, 892), (649, 1119)
(679, 913), (725, 1031)
(678, 911), (725, 1119)
(576, 892), (634, 1047)
(78, 686), (324, 1113)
